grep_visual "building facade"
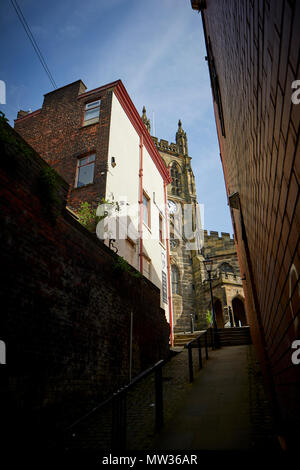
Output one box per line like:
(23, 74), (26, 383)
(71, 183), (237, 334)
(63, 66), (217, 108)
(195, 230), (246, 329)
(141, 108), (245, 331)
(142, 111), (200, 331)
(191, 0), (300, 448)
(14, 80), (174, 339)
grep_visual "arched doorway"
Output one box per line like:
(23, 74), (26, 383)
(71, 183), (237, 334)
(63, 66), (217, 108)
(213, 298), (224, 328)
(232, 297), (247, 326)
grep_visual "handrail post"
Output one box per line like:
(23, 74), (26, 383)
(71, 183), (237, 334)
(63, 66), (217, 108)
(197, 337), (202, 369)
(111, 395), (119, 449)
(155, 366), (164, 430)
(112, 391), (127, 450)
(210, 327), (214, 350)
(188, 345), (194, 382)
(205, 331), (208, 360)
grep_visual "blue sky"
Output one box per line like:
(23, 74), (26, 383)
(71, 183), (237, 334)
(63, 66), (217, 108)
(0, 0), (232, 235)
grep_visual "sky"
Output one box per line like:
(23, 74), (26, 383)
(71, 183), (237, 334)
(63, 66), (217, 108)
(0, 0), (233, 235)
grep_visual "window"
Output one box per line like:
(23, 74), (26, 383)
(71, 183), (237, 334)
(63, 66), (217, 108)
(171, 265), (179, 294)
(159, 214), (164, 244)
(143, 192), (150, 227)
(83, 100), (100, 124)
(76, 154), (95, 187)
(170, 162), (182, 196)
(219, 263), (234, 274)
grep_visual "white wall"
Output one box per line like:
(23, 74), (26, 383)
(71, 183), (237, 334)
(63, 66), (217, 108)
(105, 92), (169, 315)
(105, 93), (140, 270)
(142, 145), (168, 312)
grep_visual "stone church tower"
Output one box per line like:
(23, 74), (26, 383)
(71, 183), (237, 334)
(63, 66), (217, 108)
(141, 108), (246, 332)
(142, 108), (201, 332)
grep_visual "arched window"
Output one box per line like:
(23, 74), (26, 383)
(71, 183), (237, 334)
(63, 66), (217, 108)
(171, 265), (180, 294)
(219, 262), (234, 273)
(170, 162), (181, 195)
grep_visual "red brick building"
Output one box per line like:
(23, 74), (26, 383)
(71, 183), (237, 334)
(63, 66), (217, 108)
(191, 0), (300, 448)
(14, 79), (174, 340)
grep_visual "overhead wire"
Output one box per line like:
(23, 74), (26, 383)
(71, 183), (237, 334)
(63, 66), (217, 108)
(10, 0), (57, 89)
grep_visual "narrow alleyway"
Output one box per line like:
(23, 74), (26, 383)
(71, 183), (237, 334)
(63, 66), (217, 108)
(61, 344), (281, 453)
(149, 345), (279, 451)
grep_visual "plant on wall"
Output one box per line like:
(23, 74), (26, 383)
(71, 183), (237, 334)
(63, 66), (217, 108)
(37, 166), (62, 223)
(77, 198), (120, 232)
(206, 310), (212, 327)
(112, 256), (142, 279)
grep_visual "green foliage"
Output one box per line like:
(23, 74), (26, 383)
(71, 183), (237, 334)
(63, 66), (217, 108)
(206, 310), (212, 327)
(113, 256), (142, 279)
(0, 110), (8, 124)
(37, 166), (61, 222)
(0, 111), (34, 160)
(77, 202), (97, 231)
(77, 198), (120, 232)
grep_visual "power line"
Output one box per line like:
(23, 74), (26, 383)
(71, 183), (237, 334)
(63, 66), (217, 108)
(10, 0), (57, 89)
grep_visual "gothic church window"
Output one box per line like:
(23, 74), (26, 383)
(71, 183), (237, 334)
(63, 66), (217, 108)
(171, 265), (180, 294)
(219, 262), (234, 273)
(170, 162), (182, 196)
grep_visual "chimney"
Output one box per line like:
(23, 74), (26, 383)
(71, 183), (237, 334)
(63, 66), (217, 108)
(17, 110), (30, 119)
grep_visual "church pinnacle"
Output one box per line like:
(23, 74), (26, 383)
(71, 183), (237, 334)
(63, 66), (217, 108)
(141, 106), (151, 133)
(176, 119), (188, 155)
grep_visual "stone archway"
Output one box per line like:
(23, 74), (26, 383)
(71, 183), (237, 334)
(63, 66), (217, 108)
(232, 297), (247, 326)
(213, 298), (224, 328)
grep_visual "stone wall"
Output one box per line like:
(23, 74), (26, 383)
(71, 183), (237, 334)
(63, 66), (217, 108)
(192, 231), (245, 329)
(0, 122), (170, 447)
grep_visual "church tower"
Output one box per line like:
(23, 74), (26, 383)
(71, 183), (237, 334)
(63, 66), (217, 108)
(141, 108), (201, 331)
(141, 107), (246, 333)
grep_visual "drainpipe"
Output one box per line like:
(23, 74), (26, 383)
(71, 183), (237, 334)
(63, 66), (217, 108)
(164, 181), (174, 346)
(139, 135), (144, 273)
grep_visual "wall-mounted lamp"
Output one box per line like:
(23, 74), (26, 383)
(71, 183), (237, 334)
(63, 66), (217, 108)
(228, 192), (240, 209)
(111, 157), (116, 168)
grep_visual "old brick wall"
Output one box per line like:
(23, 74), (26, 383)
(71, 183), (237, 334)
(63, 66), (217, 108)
(14, 80), (114, 211)
(200, 0), (300, 445)
(0, 122), (170, 446)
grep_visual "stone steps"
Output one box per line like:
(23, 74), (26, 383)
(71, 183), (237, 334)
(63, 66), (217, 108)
(173, 327), (251, 348)
(217, 327), (252, 346)
(173, 331), (210, 347)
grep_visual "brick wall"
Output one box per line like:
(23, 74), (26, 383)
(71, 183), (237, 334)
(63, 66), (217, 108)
(0, 122), (170, 447)
(198, 0), (300, 446)
(14, 80), (115, 211)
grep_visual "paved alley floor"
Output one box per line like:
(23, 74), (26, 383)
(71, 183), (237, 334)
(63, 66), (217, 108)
(61, 344), (279, 453)
(149, 345), (278, 451)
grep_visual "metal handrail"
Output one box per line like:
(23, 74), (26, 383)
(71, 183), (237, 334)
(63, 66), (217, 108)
(184, 328), (212, 383)
(63, 359), (165, 450)
(62, 329), (215, 449)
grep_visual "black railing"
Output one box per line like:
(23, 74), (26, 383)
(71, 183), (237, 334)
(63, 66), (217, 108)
(184, 328), (211, 383)
(61, 329), (216, 450)
(63, 359), (165, 450)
